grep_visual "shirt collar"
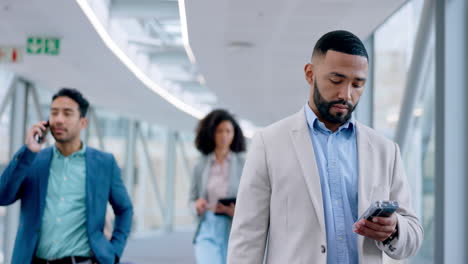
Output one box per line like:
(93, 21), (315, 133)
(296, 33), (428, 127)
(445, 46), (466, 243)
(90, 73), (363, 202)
(209, 151), (232, 164)
(304, 103), (355, 137)
(53, 143), (87, 159)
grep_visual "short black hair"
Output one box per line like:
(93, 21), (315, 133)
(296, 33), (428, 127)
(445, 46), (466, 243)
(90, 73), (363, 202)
(312, 30), (368, 61)
(195, 109), (246, 155)
(52, 88), (90, 117)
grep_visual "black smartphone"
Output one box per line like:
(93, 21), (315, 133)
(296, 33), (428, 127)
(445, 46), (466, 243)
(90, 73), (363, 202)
(214, 197), (237, 216)
(218, 197), (236, 206)
(36, 120), (49, 144)
(357, 200), (399, 222)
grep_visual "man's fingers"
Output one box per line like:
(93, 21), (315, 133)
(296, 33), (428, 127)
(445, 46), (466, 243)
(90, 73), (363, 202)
(354, 225), (391, 241)
(372, 215), (396, 226)
(34, 128), (42, 137)
(31, 127), (43, 139)
(362, 219), (395, 233)
(33, 123), (47, 132)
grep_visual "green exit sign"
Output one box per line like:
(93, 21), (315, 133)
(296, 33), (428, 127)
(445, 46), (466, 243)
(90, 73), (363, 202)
(27, 37), (60, 55)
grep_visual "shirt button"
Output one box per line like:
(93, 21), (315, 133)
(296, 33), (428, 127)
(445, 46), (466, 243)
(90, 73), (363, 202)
(64, 177), (68, 181)
(321, 245), (326, 253)
(61, 197), (64, 201)
(57, 218), (62, 223)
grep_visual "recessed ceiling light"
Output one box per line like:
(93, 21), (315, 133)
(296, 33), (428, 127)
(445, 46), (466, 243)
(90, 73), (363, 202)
(227, 41), (254, 48)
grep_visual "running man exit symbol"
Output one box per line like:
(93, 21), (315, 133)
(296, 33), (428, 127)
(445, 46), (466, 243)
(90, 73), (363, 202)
(27, 37), (60, 55)
(27, 37), (42, 54)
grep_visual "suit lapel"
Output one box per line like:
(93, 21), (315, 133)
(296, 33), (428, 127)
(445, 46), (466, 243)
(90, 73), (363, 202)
(290, 110), (325, 231)
(38, 148), (53, 218)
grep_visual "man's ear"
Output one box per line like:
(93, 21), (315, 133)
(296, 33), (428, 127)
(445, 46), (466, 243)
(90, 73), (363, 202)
(80, 117), (88, 130)
(304, 63), (315, 85)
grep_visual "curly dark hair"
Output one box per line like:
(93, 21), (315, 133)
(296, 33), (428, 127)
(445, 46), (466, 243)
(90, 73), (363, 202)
(195, 109), (246, 155)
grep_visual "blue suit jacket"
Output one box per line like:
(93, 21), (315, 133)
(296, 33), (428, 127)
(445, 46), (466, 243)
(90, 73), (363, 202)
(0, 145), (133, 264)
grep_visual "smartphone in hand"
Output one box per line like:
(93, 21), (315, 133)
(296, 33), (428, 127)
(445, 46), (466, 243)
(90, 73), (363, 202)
(357, 200), (399, 222)
(36, 120), (49, 144)
(214, 197), (236, 216)
(218, 197), (236, 206)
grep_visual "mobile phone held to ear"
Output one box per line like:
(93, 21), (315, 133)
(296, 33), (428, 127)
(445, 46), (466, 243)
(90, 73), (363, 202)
(36, 120), (49, 144)
(357, 200), (399, 222)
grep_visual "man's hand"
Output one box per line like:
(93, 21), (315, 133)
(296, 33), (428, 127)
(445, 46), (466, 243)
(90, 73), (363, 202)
(195, 198), (208, 216)
(214, 202), (235, 217)
(354, 213), (398, 242)
(25, 121), (49, 153)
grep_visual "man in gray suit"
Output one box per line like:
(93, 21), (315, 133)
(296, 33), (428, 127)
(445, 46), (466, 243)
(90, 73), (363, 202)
(227, 30), (423, 264)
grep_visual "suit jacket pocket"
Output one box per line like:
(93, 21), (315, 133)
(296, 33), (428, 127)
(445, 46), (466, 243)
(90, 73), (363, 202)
(91, 232), (116, 264)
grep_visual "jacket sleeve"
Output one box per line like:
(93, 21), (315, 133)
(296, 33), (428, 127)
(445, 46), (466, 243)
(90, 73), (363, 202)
(0, 145), (37, 205)
(108, 155), (133, 259)
(375, 143), (424, 259)
(189, 159), (206, 218)
(227, 132), (271, 264)
(190, 161), (201, 202)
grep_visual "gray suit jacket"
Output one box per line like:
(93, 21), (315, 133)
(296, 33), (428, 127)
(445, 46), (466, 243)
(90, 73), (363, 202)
(227, 109), (423, 264)
(190, 152), (245, 240)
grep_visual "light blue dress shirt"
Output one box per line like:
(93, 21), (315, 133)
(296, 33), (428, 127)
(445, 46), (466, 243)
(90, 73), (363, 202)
(304, 104), (359, 264)
(36, 144), (91, 259)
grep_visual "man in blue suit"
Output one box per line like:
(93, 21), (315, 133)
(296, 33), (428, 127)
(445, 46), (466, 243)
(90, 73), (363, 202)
(0, 88), (133, 264)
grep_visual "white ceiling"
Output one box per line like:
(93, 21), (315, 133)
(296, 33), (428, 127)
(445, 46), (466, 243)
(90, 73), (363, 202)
(0, 0), (198, 130)
(0, 0), (407, 130)
(185, 0), (408, 126)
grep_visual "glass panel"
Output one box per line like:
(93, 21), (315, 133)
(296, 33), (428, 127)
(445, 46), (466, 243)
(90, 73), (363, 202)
(136, 122), (167, 231)
(0, 69), (13, 164)
(374, 0), (422, 138)
(373, 0), (434, 263)
(174, 131), (198, 228)
(0, 69), (13, 264)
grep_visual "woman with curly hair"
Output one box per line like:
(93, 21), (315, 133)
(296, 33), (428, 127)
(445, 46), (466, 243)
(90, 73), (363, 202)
(190, 109), (246, 264)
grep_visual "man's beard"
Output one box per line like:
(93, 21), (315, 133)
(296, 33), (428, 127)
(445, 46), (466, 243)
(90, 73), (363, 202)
(51, 127), (76, 144)
(313, 80), (357, 124)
